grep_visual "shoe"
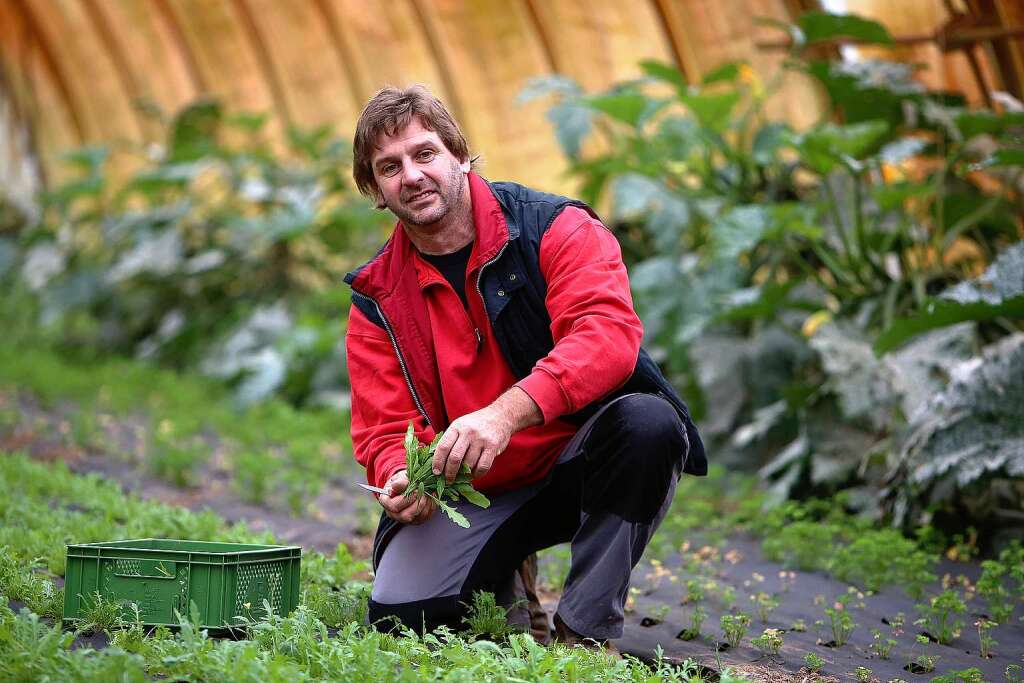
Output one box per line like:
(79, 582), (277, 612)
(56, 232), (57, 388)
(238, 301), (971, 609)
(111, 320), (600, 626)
(552, 613), (620, 658)
(517, 553), (552, 645)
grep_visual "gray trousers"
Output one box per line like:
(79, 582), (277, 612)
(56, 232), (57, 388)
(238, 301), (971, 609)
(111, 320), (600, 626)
(369, 392), (687, 639)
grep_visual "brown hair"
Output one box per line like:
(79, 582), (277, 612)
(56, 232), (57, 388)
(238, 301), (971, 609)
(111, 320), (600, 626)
(352, 85), (472, 200)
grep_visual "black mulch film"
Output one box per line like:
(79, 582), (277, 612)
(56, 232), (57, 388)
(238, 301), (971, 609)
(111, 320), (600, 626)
(613, 535), (1023, 681)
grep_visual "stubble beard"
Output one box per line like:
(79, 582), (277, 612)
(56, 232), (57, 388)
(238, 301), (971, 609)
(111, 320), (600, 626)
(389, 162), (465, 232)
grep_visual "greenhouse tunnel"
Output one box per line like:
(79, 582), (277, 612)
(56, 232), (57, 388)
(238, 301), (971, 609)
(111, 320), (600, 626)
(3, 0), (1022, 216)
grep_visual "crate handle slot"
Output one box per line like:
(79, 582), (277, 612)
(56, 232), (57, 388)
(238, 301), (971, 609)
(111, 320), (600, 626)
(112, 559), (177, 579)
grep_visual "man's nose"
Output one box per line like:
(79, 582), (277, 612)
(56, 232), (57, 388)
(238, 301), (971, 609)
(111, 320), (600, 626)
(401, 158), (425, 184)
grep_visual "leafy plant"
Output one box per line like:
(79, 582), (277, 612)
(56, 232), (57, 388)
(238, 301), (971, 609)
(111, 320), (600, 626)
(831, 528), (936, 598)
(750, 591), (779, 623)
(932, 668), (984, 683)
(678, 605), (706, 640)
(402, 422), (490, 528)
(720, 612), (751, 647)
(8, 98), (388, 407)
(869, 627), (896, 659)
(750, 628), (783, 656)
(460, 591), (523, 641)
(804, 651), (825, 672)
(854, 666), (873, 683)
(975, 618), (997, 659)
(821, 596), (856, 646)
(905, 634), (939, 673)
(1007, 664), (1023, 683)
(916, 589), (966, 644)
(77, 591), (124, 634)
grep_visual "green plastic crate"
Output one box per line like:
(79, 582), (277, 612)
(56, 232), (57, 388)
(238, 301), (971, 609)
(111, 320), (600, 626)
(62, 538), (301, 629)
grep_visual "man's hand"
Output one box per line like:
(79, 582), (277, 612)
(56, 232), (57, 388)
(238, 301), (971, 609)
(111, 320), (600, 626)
(433, 386), (543, 483)
(378, 470), (437, 524)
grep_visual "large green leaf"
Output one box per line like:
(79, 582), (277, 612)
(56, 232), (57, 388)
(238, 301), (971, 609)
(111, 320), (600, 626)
(954, 110), (1024, 140)
(985, 148), (1024, 167)
(795, 120), (890, 174)
(168, 99), (223, 163)
(585, 93), (650, 128)
(752, 122), (791, 165)
(876, 242), (1024, 353)
(701, 61), (748, 86)
(892, 333), (1024, 524)
(710, 205), (770, 261)
(546, 102), (593, 159)
(797, 12), (893, 47)
(678, 91), (741, 131)
(639, 59), (686, 91)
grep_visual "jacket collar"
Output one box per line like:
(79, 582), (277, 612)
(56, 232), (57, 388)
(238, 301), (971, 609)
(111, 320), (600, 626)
(346, 172), (510, 301)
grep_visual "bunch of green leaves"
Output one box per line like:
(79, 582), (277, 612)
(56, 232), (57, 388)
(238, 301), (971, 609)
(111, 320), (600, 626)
(403, 422), (490, 528)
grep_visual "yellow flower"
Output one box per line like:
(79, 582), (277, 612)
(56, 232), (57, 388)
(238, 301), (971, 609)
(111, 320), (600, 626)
(802, 310), (833, 338)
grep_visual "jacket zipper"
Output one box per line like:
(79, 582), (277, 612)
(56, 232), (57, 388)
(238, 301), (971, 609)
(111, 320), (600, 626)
(475, 242), (510, 324)
(355, 291), (432, 428)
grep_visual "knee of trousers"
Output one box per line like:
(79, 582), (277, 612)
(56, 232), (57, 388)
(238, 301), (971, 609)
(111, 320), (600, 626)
(610, 393), (687, 467)
(583, 394), (686, 523)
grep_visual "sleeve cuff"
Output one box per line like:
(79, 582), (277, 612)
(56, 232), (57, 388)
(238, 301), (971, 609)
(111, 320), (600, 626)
(374, 457), (407, 490)
(515, 368), (571, 425)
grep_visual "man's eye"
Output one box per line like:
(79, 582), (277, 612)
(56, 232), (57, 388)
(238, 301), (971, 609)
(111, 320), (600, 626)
(417, 150), (436, 161)
(380, 164), (398, 177)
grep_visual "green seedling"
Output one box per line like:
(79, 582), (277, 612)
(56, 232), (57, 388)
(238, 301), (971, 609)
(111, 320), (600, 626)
(853, 666), (872, 683)
(916, 589), (966, 644)
(720, 612), (751, 648)
(77, 591), (124, 634)
(683, 578), (705, 604)
(790, 618), (807, 632)
(1007, 664), (1023, 683)
(888, 611), (905, 635)
(460, 590), (523, 641)
(403, 422), (490, 528)
(750, 628), (783, 656)
(905, 634), (939, 674)
(720, 585), (736, 609)
(975, 618), (996, 659)
(821, 597), (856, 646)
(868, 627), (896, 659)
(750, 591), (779, 623)
(645, 604), (670, 624)
(977, 559), (1014, 623)
(932, 668), (984, 683)
(804, 651), (825, 673)
(678, 605), (706, 640)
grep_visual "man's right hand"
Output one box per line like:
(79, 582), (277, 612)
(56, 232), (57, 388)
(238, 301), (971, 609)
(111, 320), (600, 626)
(378, 469), (437, 525)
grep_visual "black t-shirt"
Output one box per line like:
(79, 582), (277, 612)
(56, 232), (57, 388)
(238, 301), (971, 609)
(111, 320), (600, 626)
(419, 241), (473, 310)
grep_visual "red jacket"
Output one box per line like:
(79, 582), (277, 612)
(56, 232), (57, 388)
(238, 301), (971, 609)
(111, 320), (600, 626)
(346, 173), (644, 492)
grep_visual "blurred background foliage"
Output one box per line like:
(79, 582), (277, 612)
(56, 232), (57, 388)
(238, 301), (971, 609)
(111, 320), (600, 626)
(0, 12), (1021, 544)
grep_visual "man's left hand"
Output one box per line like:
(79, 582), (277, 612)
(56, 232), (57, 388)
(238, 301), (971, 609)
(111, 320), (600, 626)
(432, 406), (512, 483)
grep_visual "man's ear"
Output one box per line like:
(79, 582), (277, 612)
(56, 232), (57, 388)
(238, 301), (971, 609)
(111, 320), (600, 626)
(459, 159), (471, 173)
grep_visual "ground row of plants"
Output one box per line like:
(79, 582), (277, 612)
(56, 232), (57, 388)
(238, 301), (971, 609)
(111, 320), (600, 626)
(0, 343), (355, 515)
(0, 452), (746, 682)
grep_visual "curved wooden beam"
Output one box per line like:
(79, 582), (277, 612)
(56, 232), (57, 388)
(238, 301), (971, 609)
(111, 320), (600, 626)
(11, 0), (85, 142)
(312, 0), (368, 115)
(408, 0), (466, 127)
(151, 0), (207, 94)
(229, 0), (293, 127)
(521, 0), (561, 74)
(81, 0), (147, 139)
(649, 0), (695, 82)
